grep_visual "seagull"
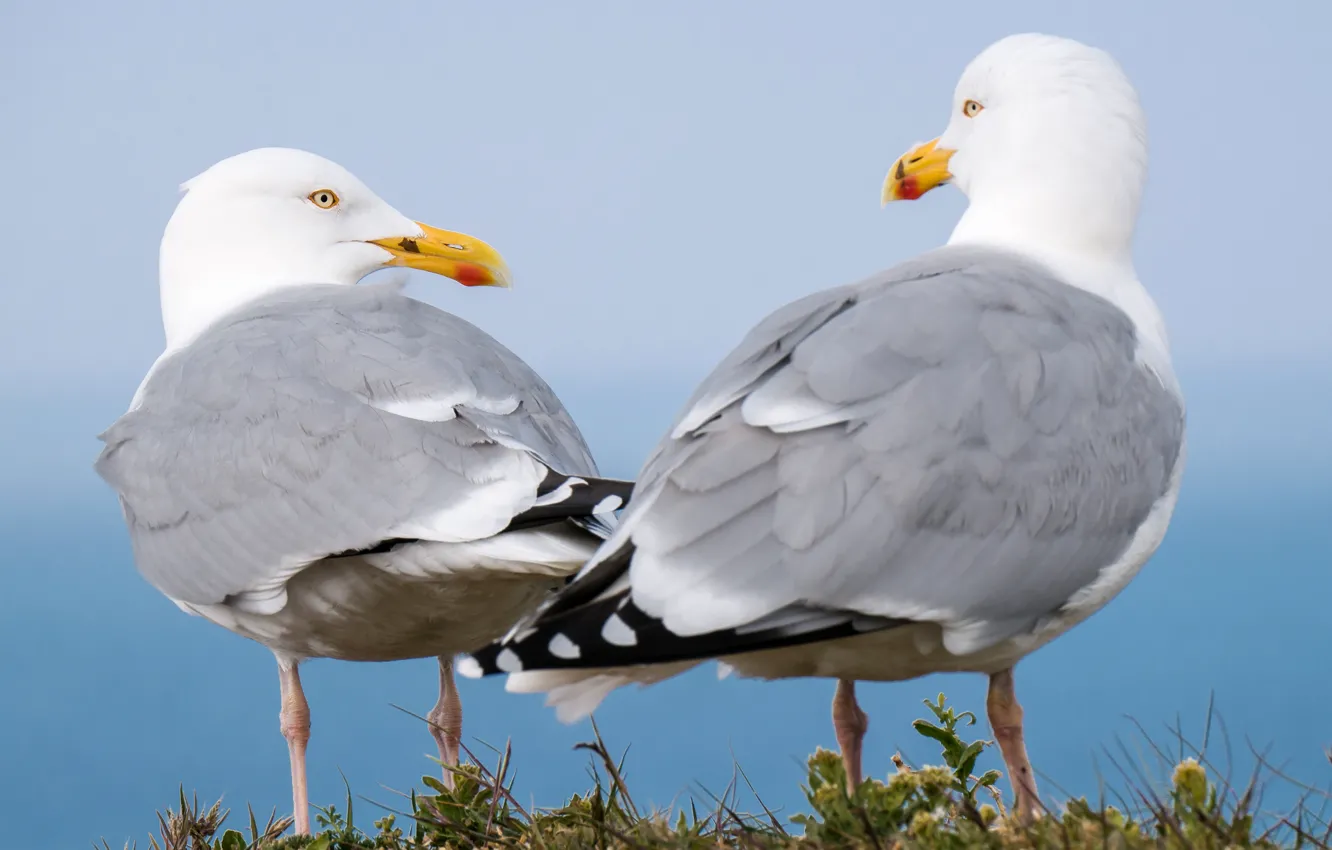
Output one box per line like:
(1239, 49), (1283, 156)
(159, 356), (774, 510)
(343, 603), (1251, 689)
(459, 33), (1186, 823)
(95, 147), (631, 835)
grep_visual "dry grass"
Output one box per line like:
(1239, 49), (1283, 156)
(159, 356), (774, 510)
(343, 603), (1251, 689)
(100, 693), (1332, 850)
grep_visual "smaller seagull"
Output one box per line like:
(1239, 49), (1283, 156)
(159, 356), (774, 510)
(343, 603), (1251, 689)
(95, 148), (631, 835)
(460, 33), (1186, 823)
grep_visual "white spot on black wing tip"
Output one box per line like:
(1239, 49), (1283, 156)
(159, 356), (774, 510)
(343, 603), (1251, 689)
(496, 648), (524, 673)
(456, 656), (484, 679)
(601, 612), (638, 646)
(531, 483), (572, 507)
(548, 633), (581, 659)
(592, 494), (623, 514)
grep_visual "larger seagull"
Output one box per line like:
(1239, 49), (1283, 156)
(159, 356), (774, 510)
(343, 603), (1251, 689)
(461, 33), (1186, 822)
(95, 148), (631, 835)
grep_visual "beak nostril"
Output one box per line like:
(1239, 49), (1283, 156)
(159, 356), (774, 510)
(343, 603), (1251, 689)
(908, 156), (924, 165)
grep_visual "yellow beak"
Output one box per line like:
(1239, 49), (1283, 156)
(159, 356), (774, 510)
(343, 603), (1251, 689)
(369, 223), (512, 288)
(881, 138), (955, 205)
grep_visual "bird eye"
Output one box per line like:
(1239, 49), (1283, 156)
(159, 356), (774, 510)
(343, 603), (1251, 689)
(308, 189), (340, 209)
(962, 99), (984, 118)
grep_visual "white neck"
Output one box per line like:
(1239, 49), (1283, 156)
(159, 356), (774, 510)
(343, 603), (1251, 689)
(159, 269), (295, 353)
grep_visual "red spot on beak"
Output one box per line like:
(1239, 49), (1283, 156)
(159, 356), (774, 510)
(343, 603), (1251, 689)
(897, 177), (922, 201)
(454, 263), (493, 286)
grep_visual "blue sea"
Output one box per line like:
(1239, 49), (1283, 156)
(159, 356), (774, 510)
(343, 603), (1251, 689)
(1, 362), (1328, 847)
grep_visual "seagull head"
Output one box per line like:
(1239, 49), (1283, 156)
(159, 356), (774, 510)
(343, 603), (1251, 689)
(881, 34), (1148, 264)
(158, 147), (511, 348)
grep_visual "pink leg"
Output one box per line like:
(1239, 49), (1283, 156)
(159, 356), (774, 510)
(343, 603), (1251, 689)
(986, 667), (1040, 823)
(427, 656), (463, 789)
(277, 659), (311, 836)
(832, 678), (869, 791)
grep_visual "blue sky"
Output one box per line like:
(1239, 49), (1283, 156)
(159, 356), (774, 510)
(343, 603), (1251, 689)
(4, 0), (1332, 390)
(1, 1), (1330, 845)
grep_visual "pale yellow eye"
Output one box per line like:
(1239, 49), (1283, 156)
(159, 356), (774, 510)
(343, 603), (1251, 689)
(308, 189), (340, 209)
(962, 99), (984, 118)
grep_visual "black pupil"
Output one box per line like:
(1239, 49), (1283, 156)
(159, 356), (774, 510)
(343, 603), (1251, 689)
(319, 194), (329, 203)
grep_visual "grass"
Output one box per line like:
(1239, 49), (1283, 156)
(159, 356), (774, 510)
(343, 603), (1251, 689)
(102, 693), (1331, 849)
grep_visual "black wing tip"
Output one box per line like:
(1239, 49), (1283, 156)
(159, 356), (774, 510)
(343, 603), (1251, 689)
(457, 591), (906, 680)
(503, 470), (636, 533)
(456, 648), (505, 679)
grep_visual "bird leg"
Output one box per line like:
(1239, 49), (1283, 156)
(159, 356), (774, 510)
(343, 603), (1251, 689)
(986, 667), (1040, 823)
(428, 655), (464, 789)
(832, 678), (869, 792)
(277, 660), (312, 836)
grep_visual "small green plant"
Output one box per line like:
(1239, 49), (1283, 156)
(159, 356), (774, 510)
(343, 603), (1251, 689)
(792, 692), (1002, 844)
(912, 693), (1002, 808)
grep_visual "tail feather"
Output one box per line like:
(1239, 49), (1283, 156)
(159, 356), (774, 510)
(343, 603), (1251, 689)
(501, 662), (698, 723)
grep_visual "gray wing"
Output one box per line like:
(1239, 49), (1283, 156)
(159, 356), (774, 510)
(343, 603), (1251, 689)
(632, 244), (1185, 640)
(95, 281), (614, 608)
(470, 245), (1185, 674)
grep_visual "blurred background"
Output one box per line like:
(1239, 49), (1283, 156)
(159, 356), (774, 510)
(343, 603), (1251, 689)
(1, 1), (1328, 845)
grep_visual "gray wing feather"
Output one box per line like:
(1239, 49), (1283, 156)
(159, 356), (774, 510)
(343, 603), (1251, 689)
(96, 282), (600, 606)
(623, 245), (1185, 648)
